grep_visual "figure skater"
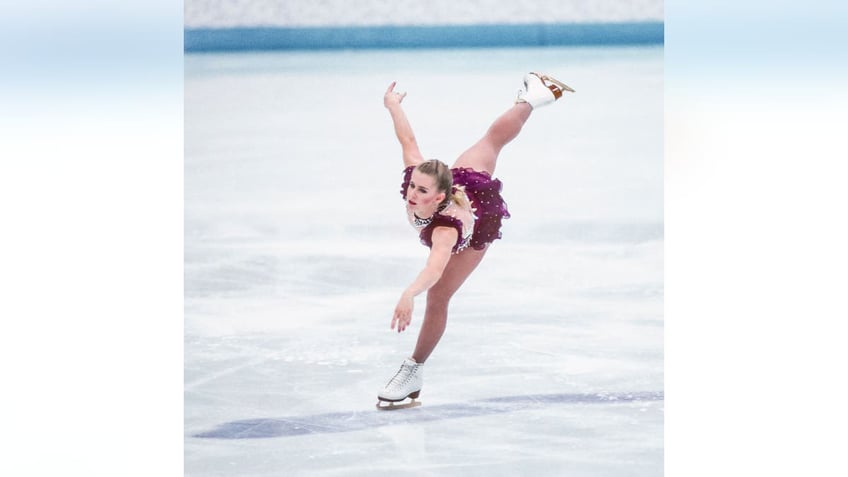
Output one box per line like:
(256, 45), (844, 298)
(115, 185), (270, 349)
(376, 72), (574, 409)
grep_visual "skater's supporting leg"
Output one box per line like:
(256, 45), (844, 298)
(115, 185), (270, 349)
(451, 102), (532, 176)
(411, 247), (488, 363)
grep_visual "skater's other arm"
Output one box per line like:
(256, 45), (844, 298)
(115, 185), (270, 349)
(384, 81), (424, 168)
(391, 227), (457, 332)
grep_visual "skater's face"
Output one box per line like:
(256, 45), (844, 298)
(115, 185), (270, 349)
(407, 169), (446, 215)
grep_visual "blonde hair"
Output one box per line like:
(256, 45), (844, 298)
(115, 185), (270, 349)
(416, 159), (470, 210)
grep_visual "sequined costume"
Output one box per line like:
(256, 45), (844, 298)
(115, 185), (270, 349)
(401, 165), (511, 253)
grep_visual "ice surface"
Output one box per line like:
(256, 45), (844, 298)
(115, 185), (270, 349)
(185, 46), (663, 476)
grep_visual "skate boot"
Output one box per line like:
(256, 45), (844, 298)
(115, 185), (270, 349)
(515, 72), (575, 109)
(376, 358), (423, 410)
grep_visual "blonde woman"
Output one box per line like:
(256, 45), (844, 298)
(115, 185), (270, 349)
(377, 73), (574, 409)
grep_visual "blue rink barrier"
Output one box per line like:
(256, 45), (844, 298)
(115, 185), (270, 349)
(185, 22), (663, 52)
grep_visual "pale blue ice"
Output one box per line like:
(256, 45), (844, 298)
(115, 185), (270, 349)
(185, 45), (663, 476)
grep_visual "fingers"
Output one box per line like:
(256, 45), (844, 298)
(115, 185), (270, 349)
(385, 82), (406, 103)
(391, 311), (410, 333)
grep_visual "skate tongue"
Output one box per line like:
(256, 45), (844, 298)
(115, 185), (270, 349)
(403, 358), (420, 366)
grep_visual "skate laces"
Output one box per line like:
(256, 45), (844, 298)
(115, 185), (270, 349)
(385, 362), (418, 390)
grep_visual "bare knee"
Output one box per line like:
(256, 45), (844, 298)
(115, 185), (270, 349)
(426, 288), (452, 309)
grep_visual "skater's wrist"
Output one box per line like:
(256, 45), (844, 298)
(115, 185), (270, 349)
(386, 103), (405, 114)
(401, 289), (415, 300)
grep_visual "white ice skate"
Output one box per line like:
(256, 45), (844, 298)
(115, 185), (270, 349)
(376, 358), (423, 410)
(515, 72), (575, 109)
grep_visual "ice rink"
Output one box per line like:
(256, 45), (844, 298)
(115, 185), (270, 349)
(185, 45), (663, 476)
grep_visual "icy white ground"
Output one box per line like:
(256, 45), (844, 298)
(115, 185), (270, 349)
(185, 46), (663, 476)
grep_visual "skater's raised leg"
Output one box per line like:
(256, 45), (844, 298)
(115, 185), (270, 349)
(451, 103), (531, 176)
(452, 72), (573, 176)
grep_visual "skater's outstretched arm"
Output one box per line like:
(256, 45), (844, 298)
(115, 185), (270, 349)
(384, 81), (424, 168)
(391, 226), (457, 333)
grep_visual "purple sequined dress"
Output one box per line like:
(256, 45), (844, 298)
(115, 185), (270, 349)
(401, 165), (511, 252)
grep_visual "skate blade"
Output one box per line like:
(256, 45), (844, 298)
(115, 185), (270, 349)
(375, 399), (422, 411)
(532, 72), (576, 93)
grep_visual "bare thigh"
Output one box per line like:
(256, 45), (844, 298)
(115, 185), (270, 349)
(451, 140), (498, 176)
(450, 103), (532, 175)
(427, 245), (488, 303)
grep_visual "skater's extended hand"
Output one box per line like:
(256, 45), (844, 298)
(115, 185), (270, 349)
(384, 81), (407, 109)
(392, 292), (414, 333)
